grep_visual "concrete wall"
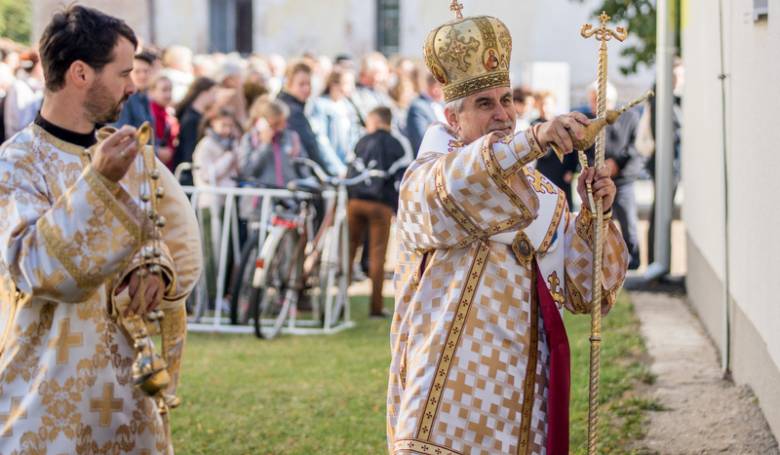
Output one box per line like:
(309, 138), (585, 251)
(682, 0), (780, 438)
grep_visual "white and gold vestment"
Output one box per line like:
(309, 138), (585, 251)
(388, 124), (628, 454)
(0, 124), (202, 454)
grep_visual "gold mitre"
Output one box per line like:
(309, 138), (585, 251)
(424, 2), (512, 102)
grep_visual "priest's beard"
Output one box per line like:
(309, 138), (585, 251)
(84, 79), (128, 125)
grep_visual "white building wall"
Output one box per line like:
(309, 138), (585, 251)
(153, 0), (210, 52)
(683, 0), (780, 438)
(251, 0), (374, 57)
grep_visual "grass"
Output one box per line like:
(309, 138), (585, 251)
(568, 293), (659, 454)
(172, 293), (652, 454)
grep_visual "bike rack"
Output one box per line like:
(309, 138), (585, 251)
(180, 185), (355, 335)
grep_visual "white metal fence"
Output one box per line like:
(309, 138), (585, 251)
(181, 184), (353, 335)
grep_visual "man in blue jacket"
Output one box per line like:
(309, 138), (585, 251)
(405, 72), (445, 157)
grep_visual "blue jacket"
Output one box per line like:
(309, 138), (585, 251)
(405, 94), (439, 158)
(115, 92), (153, 129)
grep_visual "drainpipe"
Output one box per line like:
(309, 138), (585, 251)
(644, 0), (676, 281)
(717, 0), (731, 377)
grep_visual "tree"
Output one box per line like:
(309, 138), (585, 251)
(573, 0), (681, 75)
(0, 0), (31, 46)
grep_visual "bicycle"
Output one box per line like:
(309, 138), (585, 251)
(250, 158), (386, 339)
(228, 181), (314, 327)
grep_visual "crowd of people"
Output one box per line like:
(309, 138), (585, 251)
(0, 40), (668, 316)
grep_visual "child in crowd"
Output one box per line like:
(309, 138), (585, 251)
(346, 106), (407, 318)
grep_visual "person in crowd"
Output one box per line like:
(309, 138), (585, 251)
(4, 51), (43, 139)
(347, 106), (406, 318)
(277, 60), (344, 176)
(406, 72), (446, 157)
(533, 89), (579, 206)
(0, 62), (14, 140)
(351, 52), (393, 122)
(512, 85), (533, 132)
(192, 108), (242, 303)
(216, 57), (247, 126)
(388, 73), (417, 134)
(266, 53), (287, 96)
(239, 97), (311, 189)
(147, 73), (179, 169)
(2, 49), (20, 74)
(309, 69), (361, 165)
(173, 76), (218, 182)
(115, 49), (157, 129)
(161, 45), (194, 103)
(580, 81), (644, 269)
(333, 53), (355, 72)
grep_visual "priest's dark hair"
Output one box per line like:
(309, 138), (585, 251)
(38, 5), (138, 92)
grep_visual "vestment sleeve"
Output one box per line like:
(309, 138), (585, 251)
(396, 127), (546, 251)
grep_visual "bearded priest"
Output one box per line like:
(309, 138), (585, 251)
(0, 6), (201, 454)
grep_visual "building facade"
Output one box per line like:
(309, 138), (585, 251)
(32, 0), (653, 107)
(683, 0), (779, 439)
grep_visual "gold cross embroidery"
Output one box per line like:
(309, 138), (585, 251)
(90, 383), (123, 427)
(50, 318), (83, 365)
(0, 397), (27, 437)
(547, 271), (564, 305)
(441, 27), (480, 72)
(526, 170), (556, 194)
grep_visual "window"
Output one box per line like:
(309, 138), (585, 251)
(209, 0), (253, 53)
(377, 0), (400, 56)
(753, 0), (768, 22)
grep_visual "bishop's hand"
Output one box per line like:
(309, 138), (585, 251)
(535, 112), (590, 156)
(92, 125), (139, 182)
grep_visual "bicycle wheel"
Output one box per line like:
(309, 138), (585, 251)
(229, 232), (261, 325)
(320, 218), (350, 328)
(253, 229), (300, 339)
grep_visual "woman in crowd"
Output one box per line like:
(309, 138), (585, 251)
(309, 69), (361, 166)
(238, 97), (310, 189)
(193, 108), (242, 303)
(148, 74), (179, 169)
(173, 76), (218, 182)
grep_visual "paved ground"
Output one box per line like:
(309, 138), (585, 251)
(632, 291), (779, 454)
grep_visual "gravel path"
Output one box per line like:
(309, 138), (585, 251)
(631, 291), (779, 454)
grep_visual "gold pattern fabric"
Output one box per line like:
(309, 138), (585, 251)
(0, 124), (203, 454)
(424, 15), (513, 102)
(389, 125), (628, 454)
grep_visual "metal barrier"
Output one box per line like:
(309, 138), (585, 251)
(180, 184), (354, 335)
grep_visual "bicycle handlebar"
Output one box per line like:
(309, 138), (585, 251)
(293, 157), (331, 183)
(293, 157), (388, 188)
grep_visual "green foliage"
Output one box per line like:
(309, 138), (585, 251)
(0, 0), (31, 45)
(573, 0), (681, 75)
(174, 294), (652, 454)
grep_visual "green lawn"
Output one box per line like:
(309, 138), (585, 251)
(172, 293), (651, 454)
